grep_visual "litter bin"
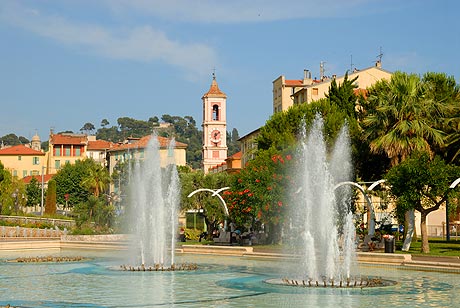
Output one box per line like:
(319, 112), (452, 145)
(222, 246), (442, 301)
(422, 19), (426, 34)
(384, 235), (395, 253)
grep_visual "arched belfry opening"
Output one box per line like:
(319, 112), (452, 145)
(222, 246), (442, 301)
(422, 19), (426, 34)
(212, 104), (219, 121)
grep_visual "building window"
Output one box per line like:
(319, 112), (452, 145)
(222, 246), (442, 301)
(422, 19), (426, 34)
(212, 104), (219, 121)
(55, 148), (61, 156)
(140, 150), (144, 158)
(64, 146), (71, 156)
(18, 156), (22, 161)
(312, 88), (319, 96)
(65, 160), (70, 164)
(33, 157), (40, 165)
(55, 160), (61, 170)
(23, 170), (27, 178)
(168, 148), (174, 157)
(13, 170), (17, 177)
(75, 147), (81, 156)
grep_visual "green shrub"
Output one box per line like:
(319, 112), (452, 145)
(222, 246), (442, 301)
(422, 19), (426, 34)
(71, 226), (95, 235)
(184, 228), (201, 241)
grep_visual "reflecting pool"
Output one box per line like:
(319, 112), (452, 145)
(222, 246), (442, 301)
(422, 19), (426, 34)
(0, 249), (459, 307)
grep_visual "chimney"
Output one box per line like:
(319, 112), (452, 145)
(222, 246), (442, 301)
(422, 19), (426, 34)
(303, 69), (312, 85)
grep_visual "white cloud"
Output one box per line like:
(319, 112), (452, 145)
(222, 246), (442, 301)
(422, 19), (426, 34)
(0, 1), (217, 76)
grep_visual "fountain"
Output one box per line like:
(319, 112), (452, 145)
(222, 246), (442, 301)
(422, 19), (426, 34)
(1, 120), (460, 306)
(281, 115), (362, 287)
(124, 134), (180, 269)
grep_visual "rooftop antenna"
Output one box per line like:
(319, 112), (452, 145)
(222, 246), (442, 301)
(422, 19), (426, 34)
(320, 61), (326, 79)
(376, 47), (383, 65)
(212, 67), (216, 80)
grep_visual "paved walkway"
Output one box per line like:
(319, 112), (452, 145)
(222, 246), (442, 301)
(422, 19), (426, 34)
(1, 237), (460, 272)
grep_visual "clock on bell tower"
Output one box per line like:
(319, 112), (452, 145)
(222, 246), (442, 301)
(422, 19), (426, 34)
(202, 73), (228, 173)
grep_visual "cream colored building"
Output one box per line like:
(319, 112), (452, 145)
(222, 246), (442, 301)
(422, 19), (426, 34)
(0, 144), (45, 178)
(238, 128), (260, 168)
(107, 135), (187, 176)
(86, 135), (113, 167)
(272, 71), (312, 113)
(273, 62), (392, 113)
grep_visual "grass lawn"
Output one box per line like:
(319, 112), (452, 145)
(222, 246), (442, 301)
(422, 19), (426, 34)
(178, 238), (460, 257)
(396, 238), (460, 257)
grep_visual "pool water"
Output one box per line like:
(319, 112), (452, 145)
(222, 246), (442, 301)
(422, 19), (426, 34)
(0, 250), (458, 307)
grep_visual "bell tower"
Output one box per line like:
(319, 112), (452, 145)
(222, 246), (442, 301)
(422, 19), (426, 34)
(202, 73), (227, 173)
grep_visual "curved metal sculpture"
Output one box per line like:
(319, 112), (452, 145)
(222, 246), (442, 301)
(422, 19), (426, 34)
(187, 187), (230, 216)
(446, 178), (460, 241)
(334, 181), (375, 235)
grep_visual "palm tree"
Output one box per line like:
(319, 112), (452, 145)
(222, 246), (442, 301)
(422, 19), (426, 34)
(361, 72), (450, 253)
(422, 72), (460, 163)
(362, 72), (446, 166)
(82, 162), (111, 198)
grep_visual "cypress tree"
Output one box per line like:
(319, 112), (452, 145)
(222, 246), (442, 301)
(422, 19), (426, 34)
(45, 179), (57, 215)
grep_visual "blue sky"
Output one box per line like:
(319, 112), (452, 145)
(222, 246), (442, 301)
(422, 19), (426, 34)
(1, 0), (459, 141)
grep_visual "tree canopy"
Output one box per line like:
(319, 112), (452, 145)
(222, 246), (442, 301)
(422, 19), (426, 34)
(386, 153), (460, 253)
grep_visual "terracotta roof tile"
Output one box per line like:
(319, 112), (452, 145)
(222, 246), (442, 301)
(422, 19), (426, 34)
(110, 135), (187, 152)
(202, 78), (226, 98)
(285, 79), (303, 86)
(87, 140), (114, 150)
(51, 134), (87, 145)
(228, 151), (242, 159)
(22, 174), (55, 184)
(0, 145), (45, 156)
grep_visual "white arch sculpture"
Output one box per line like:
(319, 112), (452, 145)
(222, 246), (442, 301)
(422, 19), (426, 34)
(187, 187), (230, 216)
(334, 181), (376, 236)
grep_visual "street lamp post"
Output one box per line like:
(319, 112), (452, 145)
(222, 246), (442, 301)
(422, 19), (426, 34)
(12, 189), (18, 213)
(40, 166), (45, 216)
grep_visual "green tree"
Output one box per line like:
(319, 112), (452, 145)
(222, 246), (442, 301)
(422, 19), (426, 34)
(45, 179), (57, 215)
(0, 161), (4, 183)
(80, 122), (96, 135)
(421, 72), (460, 163)
(326, 72), (358, 118)
(361, 72), (446, 166)
(81, 161), (111, 198)
(181, 169), (231, 237)
(258, 96), (361, 154)
(361, 71), (454, 249)
(227, 128), (240, 156)
(386, 153), (460, 253)
(224, 149), (295, 243)
(26, 177), (41, 209)
(96, 125), (121, 142)
(0, 133), (28, 146)
(117, 117), (152, 138)
(53, 160), (94, 207)
(101, 119), (110, 127)
(0, 163), (12, 214)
